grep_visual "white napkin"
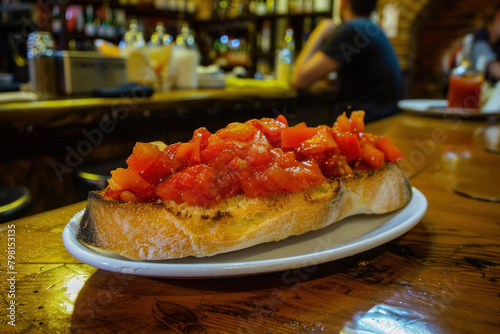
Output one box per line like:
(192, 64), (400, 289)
(480, 81), (500, 113)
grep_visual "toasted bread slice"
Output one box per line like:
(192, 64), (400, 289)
(77, 162), (412, 260)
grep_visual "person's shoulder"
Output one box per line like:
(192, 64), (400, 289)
(343, 18), (384, 37)
(345, 18), (379, 29)
(473, 27), (490, 42)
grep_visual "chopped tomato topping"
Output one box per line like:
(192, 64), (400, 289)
(375, 136), (405, 162)
(360, 142), (385, 169)
(104, 112), (405, 207)
(126, 142), (185, 183)
(108, 168), (155, 201)
(126, 142), (161, 175)
(247, 118), (287, 146)
(275, 114), (288, 127)
(333, 111), (365, 133)
(216, 122), (257, 142)
(281, 127), (319, 149)
(334, 132), (361, 162)
(175, 127), (212, 166)
(350, 111), (365, 133)
(294, 121), (307, 128)
(299, 127), (337, 155)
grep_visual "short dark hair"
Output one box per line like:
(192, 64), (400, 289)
(349, 0), (378, 17)
(490, 3), (500, 23)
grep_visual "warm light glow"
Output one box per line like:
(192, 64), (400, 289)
(340, 304), (439, 333)
(61, 275), (87, 313)
(230, 39), (240, 49)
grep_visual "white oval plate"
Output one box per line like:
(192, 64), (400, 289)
(63, 188), (427, 279)
(398, 99), (499, 118)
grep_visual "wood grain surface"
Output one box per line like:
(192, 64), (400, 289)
(1, 111), (499, 333)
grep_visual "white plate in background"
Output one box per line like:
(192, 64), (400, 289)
(398, 99), (499, 118)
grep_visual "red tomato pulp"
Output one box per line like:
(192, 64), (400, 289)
(104, 111), (405, 207)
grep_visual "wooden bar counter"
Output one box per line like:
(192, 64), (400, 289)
(0, 86), (297, 127)
(1, 110), (499, 333)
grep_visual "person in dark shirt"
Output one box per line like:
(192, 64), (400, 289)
(292, 0), (404, 123)
(471, 4), (500, 82)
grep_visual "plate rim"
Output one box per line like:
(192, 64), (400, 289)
(63, 188), (427, 279)
(398, 99), (499, 118)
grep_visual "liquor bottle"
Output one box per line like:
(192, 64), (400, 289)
(275, 27), (295, 83)
(148, 22), (173, 47)
(84, 5), (95, 37)
(447, 34), (484, 109)
(119, 19), (145, 50)
(171, 23), (200, 89)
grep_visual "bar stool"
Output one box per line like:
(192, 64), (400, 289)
(74, 158), (127, 190)
(0, 185), (31, 223)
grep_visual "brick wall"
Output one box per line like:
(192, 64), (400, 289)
(377, 0), (497, 98)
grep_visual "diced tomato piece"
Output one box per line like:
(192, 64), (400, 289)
(334, 132), (362, 162)
(215, 167), (241, 199)
(228, 156), (248, 172)
(216, 122), (257, 142)
(271, 149), (297, 168)
(119, 190), (138, 202)
(156, 165), (218, 207)
(175, 141), (200, 165)
(175, 128), (212, 166)
(375, 136), (405, 162)
(360, 143), (385, 169)
(247, 118), (287, 146)
(333, 112), (351, 133)
(126, 142), (161, 174)
(159, 143), (185, 173)
(104, 182), (122, 200)
(300, 127), (338, 155)
(349, 111), (365, 133)
(332, 111), (366, 134)
(281, 127), (319, 149)
(276, 114), (288, 127)
(246, 142), (272, 166)
(193, 127), (212, 151)
(127, 142), (184, 183)
(294, 122), (307, 128)
(286, 161), (326, 190)
(238, 168), (262, 198)
(264, 165), (292, 192)
(201, 135), (232, 163)
(110, 168), (155, 199)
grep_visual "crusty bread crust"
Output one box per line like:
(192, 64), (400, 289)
(77, 163), (412, 260)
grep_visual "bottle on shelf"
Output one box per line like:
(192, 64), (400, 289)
(275, 27), (295, 83)
(314, 0), (331, 12)
(146, 22), (174, 91)
(171, 23), (200, 89)
(275, 0), (289, 15)
(27, 31), (57, 100)
(51, 6), (62, 33)
(148, 22), (173, 47)
(119, 19), (146, 51)
(257, 20), (271, 53)
(446, 34), (484, 109)
(84, 5), (96, 37)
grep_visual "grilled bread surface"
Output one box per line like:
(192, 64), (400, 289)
(77, 163), (412, 260)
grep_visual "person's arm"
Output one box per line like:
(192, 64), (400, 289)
(441, 38), (462, 74)
(292, 19), (341, 90)
(486, 60), (500, 80)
